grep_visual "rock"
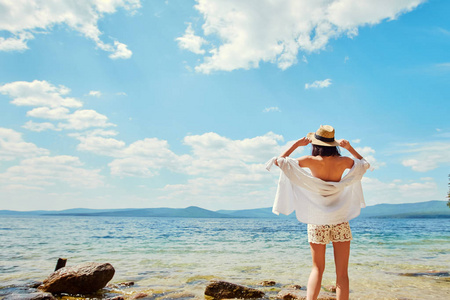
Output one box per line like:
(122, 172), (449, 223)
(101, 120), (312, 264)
(118, 281), (135, 287)
(25, 281), (43, 289)
(259, 280), (276, 287)
(324, 285), (336, 293)
(399, 270), (450, 277)
(158, 292), (196, 299)
(107, 297), (125, 300)
(205, 280), (265, 299)
(39, 262), (115, 295)
(108, 281), (135, 288)
(283, 285), (301, 290)
(277, 289), (336, 300)
(277, 289), (305, 300)
(3, 292), (56, 300)
(131, 292), (149, 299)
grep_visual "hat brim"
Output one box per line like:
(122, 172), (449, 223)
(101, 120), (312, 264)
(307, 132), (339, 147)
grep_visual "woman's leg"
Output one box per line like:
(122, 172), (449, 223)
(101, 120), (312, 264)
(332, 241), (350, 300)
(307, 243), (326, 300)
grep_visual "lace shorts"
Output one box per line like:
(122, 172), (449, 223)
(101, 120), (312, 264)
(307, 222), (352, 244)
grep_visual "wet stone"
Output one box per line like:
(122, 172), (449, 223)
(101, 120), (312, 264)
(24, 281), (43, 289)
(3, 292), (57, 300)
(205, 280), (265, 299)
(277, 288), (336, 300)
(259, 280), (276, 287)
(399, 270), (450, 277)
(39, 262), (115, 295)
(106, 296), (125, 300)
(131, 292), (150, 299)
(108, 281), (135, 289)
(283, 285), (302, 290)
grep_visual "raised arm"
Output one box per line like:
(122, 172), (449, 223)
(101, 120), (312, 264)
(338, 139), (363, 160)
(275, 137), (311, 166)
(280, 137), (311, 157)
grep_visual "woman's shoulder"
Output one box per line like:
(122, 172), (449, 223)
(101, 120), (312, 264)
(338, 156), (355, 169)
(296, 155), (318, 168)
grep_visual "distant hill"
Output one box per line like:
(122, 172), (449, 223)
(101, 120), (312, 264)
(1, 200), (448, 219)
(359, 200), (450, 218)
(216, 207), (290, 218)
(0, 206), (230, 218)
(54, 206), (230, 218)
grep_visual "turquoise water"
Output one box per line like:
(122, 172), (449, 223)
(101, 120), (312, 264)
(0, 216), (449, 299)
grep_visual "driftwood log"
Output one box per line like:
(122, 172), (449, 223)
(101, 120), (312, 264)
(54, 258), (67, 271)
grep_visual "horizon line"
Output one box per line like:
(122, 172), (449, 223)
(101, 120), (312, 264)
(0, 200), (445, 213)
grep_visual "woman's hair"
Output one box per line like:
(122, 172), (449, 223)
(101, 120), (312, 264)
(312, 145), (341, 157)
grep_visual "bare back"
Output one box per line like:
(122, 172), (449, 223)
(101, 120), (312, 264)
(297, 155), (354, 182)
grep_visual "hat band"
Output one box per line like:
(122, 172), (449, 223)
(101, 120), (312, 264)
(314, 133), (335, 143)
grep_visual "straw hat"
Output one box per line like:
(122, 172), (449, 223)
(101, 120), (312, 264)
(307, 125), (339, 147)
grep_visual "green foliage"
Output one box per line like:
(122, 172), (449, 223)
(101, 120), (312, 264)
(447, 191), (450, 208)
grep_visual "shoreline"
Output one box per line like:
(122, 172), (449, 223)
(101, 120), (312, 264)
(2, 268), (449, 300)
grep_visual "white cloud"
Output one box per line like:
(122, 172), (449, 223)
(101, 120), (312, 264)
(88, 91), (102, 97)
(0, 80), (115, 131)
(0, 127), (49, 161)
(109, 157), (163, 177)
(25, 107), (115, 131)
(263, 107), (281, 113)
(72, 133), (189, 177)
(305, 78), (332, 89)
(22, 121), (60, 132)
(184, 131), (284, 165)
(77, 135), (126, 157)
(158, 132), (288, 207)
(0, 32), (33, 51)
(160, 174), (277, 209)
(362, 177), (440, 205)
(176, 23), (207, 55)
(400, 141), (450, 172)
(26, 107), (70, 120)
(108, 138), (190, 177)
(0, 155), (104, 189)
(0, 0), (141, 59)
(71, 129), (119, 137)
(108, 41), (133, 59)
(58, 109), (115, 130)
(354, 146), (384, 169)
(180, 0), (424, 73)
(0, 80), (82, 108)
(72, 131), (286, 208)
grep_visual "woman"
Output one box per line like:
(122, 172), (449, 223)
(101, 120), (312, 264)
(267, 125), (369, 300)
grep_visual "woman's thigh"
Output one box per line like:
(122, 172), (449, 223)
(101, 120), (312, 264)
(310, 242), (327, 269)
(332, 241), (350, 275)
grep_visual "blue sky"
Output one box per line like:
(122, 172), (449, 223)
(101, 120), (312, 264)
(0, 0), (448, 211)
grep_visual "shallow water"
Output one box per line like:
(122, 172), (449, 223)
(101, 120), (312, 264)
(0, 216), (449, 299)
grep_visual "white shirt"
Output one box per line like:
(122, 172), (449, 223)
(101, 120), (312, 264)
(266, 156), (370, 225)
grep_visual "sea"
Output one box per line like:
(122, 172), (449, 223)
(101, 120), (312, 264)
(0, 216), (449, 300)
